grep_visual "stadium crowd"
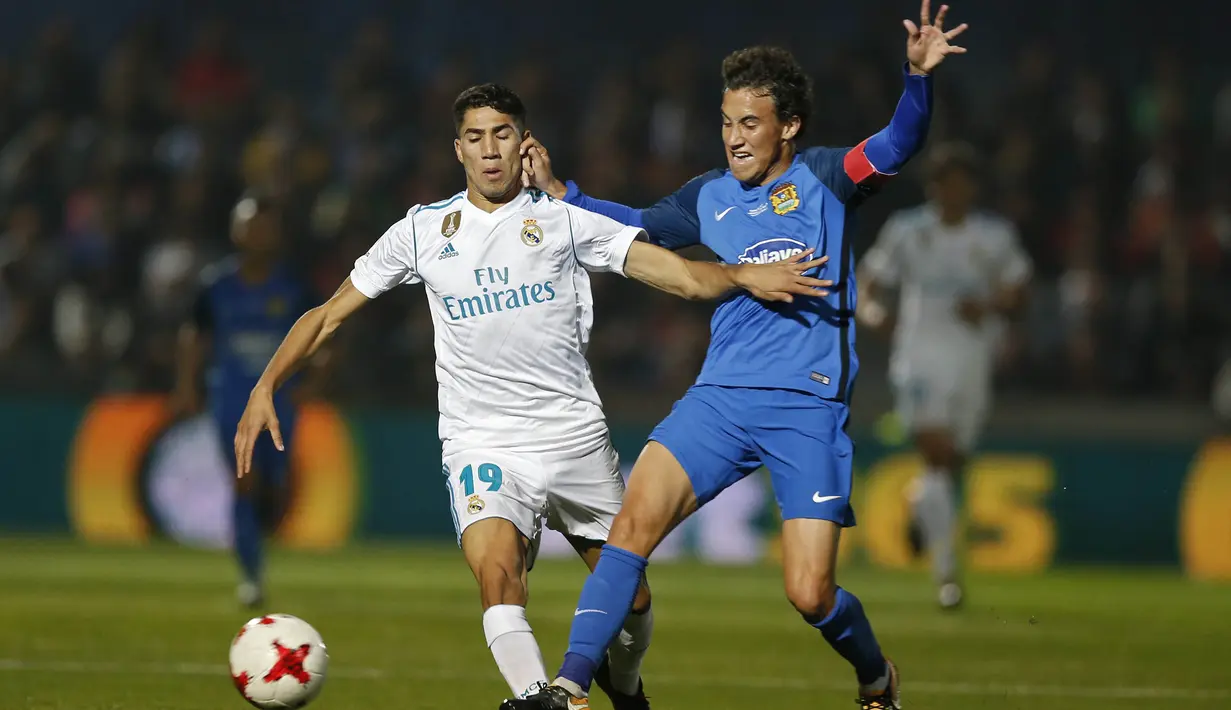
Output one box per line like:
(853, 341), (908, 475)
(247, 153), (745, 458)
(0, 15), (1227, 414)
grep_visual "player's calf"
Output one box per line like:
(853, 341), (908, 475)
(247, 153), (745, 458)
(782, 519), (895, 705)
(462, 519), (549, 699)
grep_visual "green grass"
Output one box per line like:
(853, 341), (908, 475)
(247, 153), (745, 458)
(0, 539), (1229, 709)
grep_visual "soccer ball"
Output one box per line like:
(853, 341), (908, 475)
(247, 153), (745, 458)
(229, 614), (328, 708)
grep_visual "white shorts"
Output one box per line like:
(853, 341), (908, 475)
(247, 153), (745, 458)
(891, 358), (990, 453)
(442, 441), (624, 554)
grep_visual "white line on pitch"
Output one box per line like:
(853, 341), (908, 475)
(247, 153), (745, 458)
(0, 658), (1226, 701)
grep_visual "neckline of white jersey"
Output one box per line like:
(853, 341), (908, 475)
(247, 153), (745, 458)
(459, 189), (533, 221)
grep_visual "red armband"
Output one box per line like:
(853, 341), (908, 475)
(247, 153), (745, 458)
(843, 139), (895, 187)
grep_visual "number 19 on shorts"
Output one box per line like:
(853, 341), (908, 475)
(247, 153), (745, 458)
(459, 463), (503, 496)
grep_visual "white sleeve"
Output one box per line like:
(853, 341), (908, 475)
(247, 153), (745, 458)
(349, 215), (421, 298)
(860, 213), (909, 285)
(566, 206), (646, 276)
(995, 221), (1032, 287)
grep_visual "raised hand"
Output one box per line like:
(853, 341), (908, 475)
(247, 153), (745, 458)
(904, 1), (969, 75)
(518, 134), (567, 199)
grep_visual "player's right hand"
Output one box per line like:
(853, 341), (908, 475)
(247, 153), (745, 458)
(233, 388), (283, 478)
(736, 249), (834, 303)
(519, 134), (567, 199)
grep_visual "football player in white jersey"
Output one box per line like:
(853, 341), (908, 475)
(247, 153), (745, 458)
(232, 83), (833, 706)
(857, 142), (1031, 610)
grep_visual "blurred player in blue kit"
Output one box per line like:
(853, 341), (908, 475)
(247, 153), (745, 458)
(505, 3), (968, 709)
(173, 190), (317, 609)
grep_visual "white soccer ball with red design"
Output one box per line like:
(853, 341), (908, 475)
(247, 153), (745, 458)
(229, 614), (328, 708)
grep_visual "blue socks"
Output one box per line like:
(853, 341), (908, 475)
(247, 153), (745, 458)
(814, 587), (888, 686)
(558, 545), (648, 691)
(233, 494), (262, 585)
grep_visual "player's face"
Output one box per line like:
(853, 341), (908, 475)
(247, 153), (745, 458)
(234, 211), (283, 257)
(930, 168), (977, 216)
(721, 88), (800, 184)
(454, 107), (525, 203)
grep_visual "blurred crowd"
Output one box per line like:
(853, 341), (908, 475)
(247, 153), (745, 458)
(0, 15), (1228, 414)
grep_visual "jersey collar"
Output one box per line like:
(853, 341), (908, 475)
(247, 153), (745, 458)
(460, 188), (533, 223)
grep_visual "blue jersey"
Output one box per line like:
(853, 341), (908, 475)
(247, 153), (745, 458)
(562, 64), (932, 403)
(192, 258), (312, 426)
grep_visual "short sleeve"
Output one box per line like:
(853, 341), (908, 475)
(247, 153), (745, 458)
(349, 215), (420, 298)
(639, 169), (722, 250)
(567, 205), (646, 276)
(860, 213), (911, 285)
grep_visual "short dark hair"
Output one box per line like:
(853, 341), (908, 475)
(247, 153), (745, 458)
(452, 83), (526, 135)
(721, 46), (814, 138)
(926, 141), (980, 182)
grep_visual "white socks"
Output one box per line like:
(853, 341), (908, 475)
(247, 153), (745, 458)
(483, 605), (549, 699)
(607, 606), (654, 695)
(913, 467), (958, 584)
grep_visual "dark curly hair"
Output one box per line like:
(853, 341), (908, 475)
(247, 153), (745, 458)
(452, 83), (526, 135)
(721, 46), (814, 138)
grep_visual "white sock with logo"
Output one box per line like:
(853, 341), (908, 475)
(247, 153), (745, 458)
(483, 605), (549, 698)
(606, 605), (653, 695)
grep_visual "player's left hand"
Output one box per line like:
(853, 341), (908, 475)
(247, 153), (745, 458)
(904, 1), (969, 75)
(735, 249), (833, 303)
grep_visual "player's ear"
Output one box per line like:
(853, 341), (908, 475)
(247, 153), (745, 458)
(453, 137), (464, 164)
(781, 116), (802, 143)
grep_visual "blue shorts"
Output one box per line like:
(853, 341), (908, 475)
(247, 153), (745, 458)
(649, 385), (855, 526)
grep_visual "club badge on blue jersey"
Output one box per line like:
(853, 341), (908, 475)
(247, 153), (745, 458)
(521, 218), (544, 247)
(442, 210), (462, 237)
(770, 182), (801, 215)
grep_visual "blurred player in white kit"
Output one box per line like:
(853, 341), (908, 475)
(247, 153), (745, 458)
(232, 83), (833, 706)
(857, 142), (1031, 609)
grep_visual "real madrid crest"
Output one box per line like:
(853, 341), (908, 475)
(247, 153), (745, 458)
(467, 494), (485, 514)
(442, 210), (462, 238)
(520, 218), (544, 247)
(770, 182), (801, 215)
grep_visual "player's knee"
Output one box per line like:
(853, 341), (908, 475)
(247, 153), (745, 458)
(631, 578), (652, 613)
(474, 557), (527, 609)
(784, 569), (838, 620)
(607, 509), (663, 558)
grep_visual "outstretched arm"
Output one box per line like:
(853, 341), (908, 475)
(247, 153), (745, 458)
(623, 242), (833, 303)
(521, 136), (712, 250)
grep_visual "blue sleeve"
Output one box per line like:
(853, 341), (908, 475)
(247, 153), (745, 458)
(562, 169), (722, 250)
(803, 63), (933, 204)
(561, 181), (644, 228)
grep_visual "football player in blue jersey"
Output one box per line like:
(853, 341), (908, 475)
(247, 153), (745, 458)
(502, 3), (967, 709)
(173, 189), (317, 608)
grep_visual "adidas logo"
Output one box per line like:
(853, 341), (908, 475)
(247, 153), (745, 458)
(438, 242), (459, 260)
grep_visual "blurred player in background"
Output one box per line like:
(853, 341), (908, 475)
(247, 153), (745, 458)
(172, 190), (318, 608)
(232, 83), (832, 706)
(857, 142), (1032, 609)
(506, 3), (965, 709)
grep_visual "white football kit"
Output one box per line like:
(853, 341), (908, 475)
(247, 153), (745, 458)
(349, 188), (643, 549)
(861, 205), (1031, 450)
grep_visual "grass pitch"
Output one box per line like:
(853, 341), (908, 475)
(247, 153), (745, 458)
(1, 539), (1228, 709)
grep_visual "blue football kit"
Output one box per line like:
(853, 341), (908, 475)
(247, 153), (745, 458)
(564, 65), (933, 526)
(192, 258), (312, 589)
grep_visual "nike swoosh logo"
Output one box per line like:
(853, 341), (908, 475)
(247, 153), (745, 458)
(715, 206), (736, 221)
(574, 609), (608, 616)
(813, 493), (842, 504)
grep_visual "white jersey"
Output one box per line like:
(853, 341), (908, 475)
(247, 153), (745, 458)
(349, 189), (642, 458)
(860, 205), (1031, 376)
